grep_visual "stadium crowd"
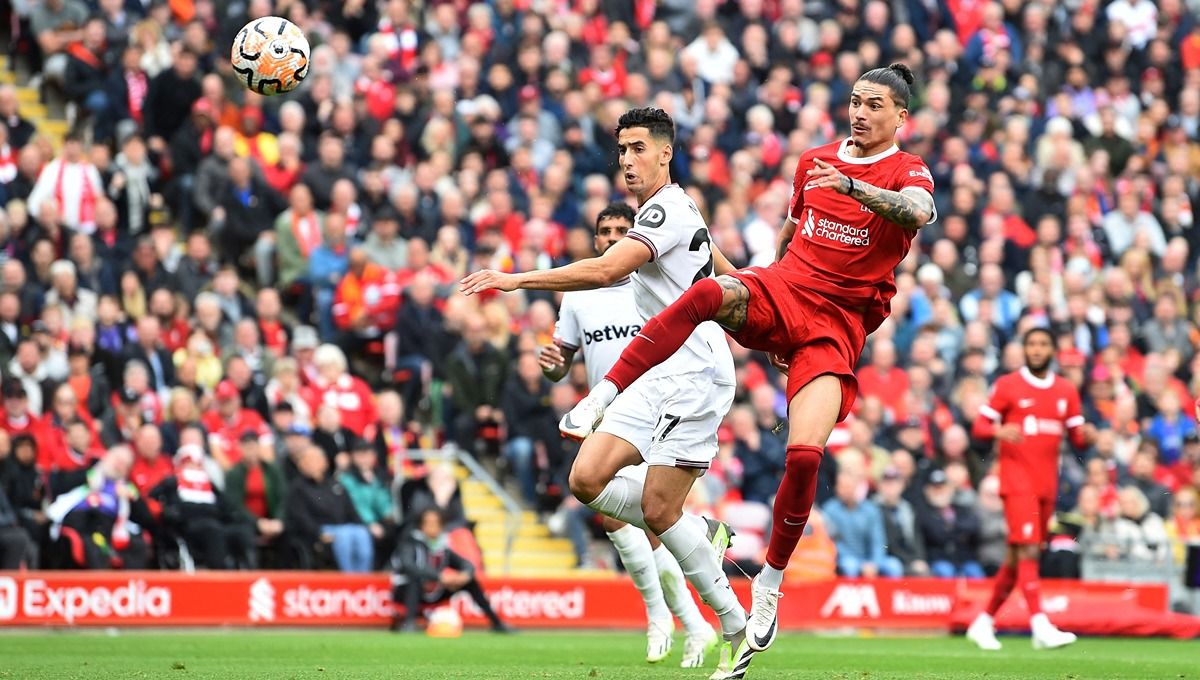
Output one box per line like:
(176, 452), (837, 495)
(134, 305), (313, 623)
(0, 0), (1198, 594)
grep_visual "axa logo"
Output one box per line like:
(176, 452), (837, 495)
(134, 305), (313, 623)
(820, 584), (880, 619)
(248, 578), (276, 622)
(0, 577), (15, 621)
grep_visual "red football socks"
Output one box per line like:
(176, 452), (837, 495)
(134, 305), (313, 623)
(764, 445), (823, 570)
(603, 277), (724, 391)
(985, 563), (1017, 616)
(1018, 558), (1042, 615)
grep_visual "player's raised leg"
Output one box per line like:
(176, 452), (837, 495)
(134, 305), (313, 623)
(744, 374), (840, 652)
(602, 515), (675, 663)
(560, 275), (742, 439)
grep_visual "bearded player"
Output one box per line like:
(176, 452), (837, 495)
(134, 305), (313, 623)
(540, 202), (719, 667)
(461, 108), (750, 678)
(966, 327), (1094, 650)
(559, 64), (937, 665)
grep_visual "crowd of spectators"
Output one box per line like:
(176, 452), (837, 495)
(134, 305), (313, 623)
(0, 0), (1198, 588)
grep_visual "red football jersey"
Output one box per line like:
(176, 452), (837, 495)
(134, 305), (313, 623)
(783, 138), (935, 328)
(973, 367), (1085, 498)
(201, 409), (274, 467)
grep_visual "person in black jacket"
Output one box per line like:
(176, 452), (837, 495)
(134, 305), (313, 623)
(874, 466), (930, 576)
(500, 352), (556, 505)
(142, 47), (201, 147)
(0, 433), (41, 567)
(392, 273), (446, 415)
(122, 315), (175, 395)
(390, 508), (511, 633)
(213, 157), (286, 278)
(0, 483), (31, 568)
(445, 315), (508, 454)
(285, 445), (374, 572)
(63, 18), (112, 141)
(914, 469), (985, 578)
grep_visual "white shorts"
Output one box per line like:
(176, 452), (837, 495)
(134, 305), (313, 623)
(598, 372), (736, 470)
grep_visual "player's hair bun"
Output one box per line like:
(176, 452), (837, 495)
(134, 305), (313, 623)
(888, 63), (915, 86)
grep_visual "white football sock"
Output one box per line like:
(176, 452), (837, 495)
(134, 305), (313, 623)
(608, 525), (670, 622)
(585, 475), (647, 529)
(658, 516), (746, 636)
(593, 379), (619, 406)
(757, 564), (784, 590)
(654, 544), (709, 635)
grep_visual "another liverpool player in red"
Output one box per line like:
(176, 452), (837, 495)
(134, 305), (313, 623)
(560, 63), (937, 655)
(967, 327), (1094, 650)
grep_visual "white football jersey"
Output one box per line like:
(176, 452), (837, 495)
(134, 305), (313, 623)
(624, 184), (735, 386)
(554, 280), (643, 389)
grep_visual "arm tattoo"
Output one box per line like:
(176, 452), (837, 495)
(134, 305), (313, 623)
(714, 275), (750, 332)
(847, 181), (934, 230)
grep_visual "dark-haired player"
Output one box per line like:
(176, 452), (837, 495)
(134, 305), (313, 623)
(461, 108), (749, 675)
(558, 64), (938, 663)
(540, 202), (719, 667)
(967, 327), (1094, 650)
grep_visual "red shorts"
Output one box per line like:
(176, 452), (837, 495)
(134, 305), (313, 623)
(727, 265), (868, 422)
(1003, 495), (1055, 545)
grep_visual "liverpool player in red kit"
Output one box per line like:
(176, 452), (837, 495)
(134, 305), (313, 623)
(967, 327), (1095, 650)
(561, 63), (937, 663)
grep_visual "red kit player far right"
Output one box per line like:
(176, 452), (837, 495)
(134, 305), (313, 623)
(968, 327), (1095, 650)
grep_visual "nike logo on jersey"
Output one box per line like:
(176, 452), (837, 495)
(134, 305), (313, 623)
(1018, 399), (1035, 408)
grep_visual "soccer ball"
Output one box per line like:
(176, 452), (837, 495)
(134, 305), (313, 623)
(425, 606), (463, 638)
(231, 16), (310, 96)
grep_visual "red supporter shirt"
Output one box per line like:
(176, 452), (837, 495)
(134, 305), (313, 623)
(308, 375), (378, 438)
(972, 367), (1086, 499)
(784, 139), (935, 329)
(243, 464), (268, 519)
(856, 365), (910, 419)
(201, 409), (274, 466)
(131, 454), (174, 517)
(259, 320), (289, 356)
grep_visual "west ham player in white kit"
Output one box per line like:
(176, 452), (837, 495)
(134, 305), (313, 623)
(462, 108), (749, 678)
(540, 202), (719, 667)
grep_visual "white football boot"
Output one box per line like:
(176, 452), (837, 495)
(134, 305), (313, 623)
(966, 612), (1003, 651)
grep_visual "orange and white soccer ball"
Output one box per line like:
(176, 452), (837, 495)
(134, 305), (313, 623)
(426, 606), (463, 638)
(231, 16), (310, 96)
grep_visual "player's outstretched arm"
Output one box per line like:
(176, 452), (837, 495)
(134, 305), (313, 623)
(460, 238), (652, 295)
(806, 159), (934, 230)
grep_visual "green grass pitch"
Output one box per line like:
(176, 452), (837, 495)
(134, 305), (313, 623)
(0, 630), (1194, 679)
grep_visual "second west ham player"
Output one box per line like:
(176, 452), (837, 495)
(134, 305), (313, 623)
(561, 63), (937, 662)
(541, 202), (719, 667)
(967, 327), (1094, 650)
